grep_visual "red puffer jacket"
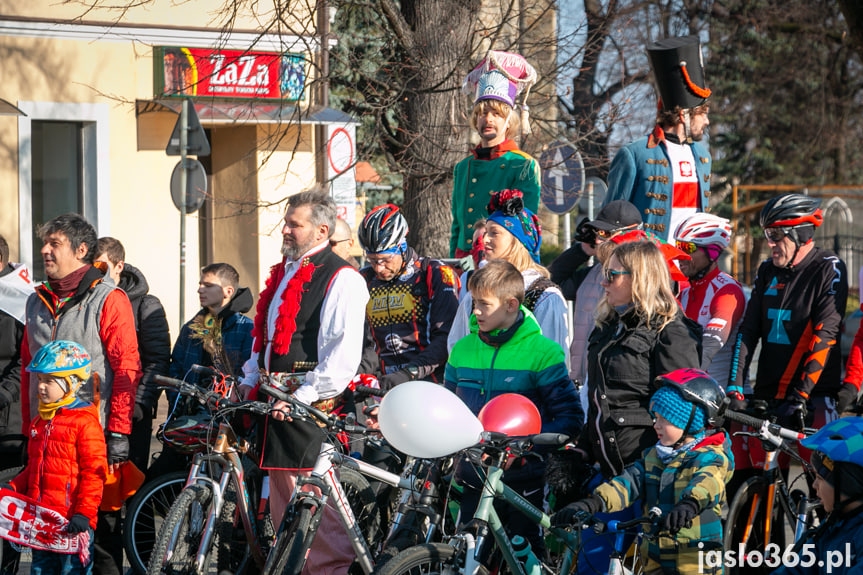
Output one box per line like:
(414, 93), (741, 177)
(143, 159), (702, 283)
(11, 403), (107, 528)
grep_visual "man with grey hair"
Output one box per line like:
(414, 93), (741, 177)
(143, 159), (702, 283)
(240, 187), (368, 573)
(329, 217), (359, 268)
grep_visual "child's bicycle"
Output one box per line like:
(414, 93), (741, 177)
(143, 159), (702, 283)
(374, 430), (577, 575)
(721, 406), (822, 575)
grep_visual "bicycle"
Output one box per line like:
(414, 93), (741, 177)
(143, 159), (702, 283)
(145, 374), (283, 575)
(721, 407), (822, 575)
(373, 430), (577, 575)
(258, 382), (452, 575)
(125, 364), (266, 575)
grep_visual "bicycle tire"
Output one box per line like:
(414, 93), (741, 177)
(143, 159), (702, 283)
(340, 467), (383, 551)
(374, 543), (488, 575)
(216, 464), (272, 575)
(264, 502), (314, 575)
(723, 475), (792, 575)
(146, 484), (216, 575)
(125, 471), (189, 575)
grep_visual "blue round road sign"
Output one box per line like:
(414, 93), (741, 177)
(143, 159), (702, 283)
(540, 141), (585, 215)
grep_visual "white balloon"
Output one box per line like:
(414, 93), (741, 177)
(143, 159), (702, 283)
(378, 381), (483, 458)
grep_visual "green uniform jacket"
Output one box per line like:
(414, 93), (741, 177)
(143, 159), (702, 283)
(450, 144), (541, 257)
(594, 431), (733, 574)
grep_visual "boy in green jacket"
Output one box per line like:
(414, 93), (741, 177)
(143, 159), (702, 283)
(445, 259), (582, 553)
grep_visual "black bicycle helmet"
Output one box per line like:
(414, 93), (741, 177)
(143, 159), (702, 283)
(654, 368), (725, 429)
(358, 204), (409, 253)
(759, 193), (823, 229)
(157, 414), (214, 454)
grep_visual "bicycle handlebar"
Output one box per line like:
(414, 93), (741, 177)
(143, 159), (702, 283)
(723, 408), (805, 442)
(154, 374), (272, 416)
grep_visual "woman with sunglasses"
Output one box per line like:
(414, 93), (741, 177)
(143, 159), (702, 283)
(562, 239), (700, 573)
(446, 189), (570, 366)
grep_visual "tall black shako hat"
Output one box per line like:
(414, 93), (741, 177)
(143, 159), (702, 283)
(647, 36), (711, 111)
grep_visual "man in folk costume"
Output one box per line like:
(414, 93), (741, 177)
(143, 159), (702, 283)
(450, 50), (541, 258)
(239, 188), (369, 574)
(604, 36), (713, 241)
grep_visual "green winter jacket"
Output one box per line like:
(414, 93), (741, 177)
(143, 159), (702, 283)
(450, 143), (541, 256)
(444, 309), (581, 438)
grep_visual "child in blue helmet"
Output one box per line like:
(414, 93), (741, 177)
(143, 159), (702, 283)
(773, 417), (863, 575)
(8, 340), (106, 574)
(552, 368), (733, 574)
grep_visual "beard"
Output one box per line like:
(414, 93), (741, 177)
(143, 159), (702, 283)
(281, 236), (316, 260)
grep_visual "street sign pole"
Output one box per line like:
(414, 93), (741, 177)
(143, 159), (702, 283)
(179, 99), (188, 326)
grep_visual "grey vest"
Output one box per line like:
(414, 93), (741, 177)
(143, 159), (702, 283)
(26, 279), (116, 428)
(569, 264), (604, 384)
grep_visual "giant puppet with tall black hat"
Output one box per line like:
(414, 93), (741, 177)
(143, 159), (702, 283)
(647, 36), (711, 142)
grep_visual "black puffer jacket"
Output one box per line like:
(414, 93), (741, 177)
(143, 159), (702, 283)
(577, 308), (701, 478)
(117, 264), (171, 412)
(0, 265), (25, 439)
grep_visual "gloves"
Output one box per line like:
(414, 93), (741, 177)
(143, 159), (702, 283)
(774, 397), (807, 431)
(551, 494), (603, 527)
(133, 403), (145, 423)
(836, 382), (860, 415)
(66, 514), (90, 534)
(725, 387), (747, 412)
(0, 483), (13, 492)
(378, 369), (414, 392)
(106, 432), (130, 466)
(662, 498), (699, 534)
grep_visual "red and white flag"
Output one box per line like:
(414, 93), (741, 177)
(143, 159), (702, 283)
(0, 489), (91, 565)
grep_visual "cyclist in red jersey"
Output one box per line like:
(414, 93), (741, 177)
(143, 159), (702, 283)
(674, 213), (745, 391)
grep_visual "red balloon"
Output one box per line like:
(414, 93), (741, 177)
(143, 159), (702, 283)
(477, 393), (542, 436)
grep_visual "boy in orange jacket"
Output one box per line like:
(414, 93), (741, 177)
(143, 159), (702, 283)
(10, 340), (106, 574)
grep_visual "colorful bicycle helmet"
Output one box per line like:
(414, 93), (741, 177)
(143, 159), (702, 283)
(477, 393), (542, 437)
(157, 414), (214, 454)
(801, 417), (863, 513)
(358, 204), (409, 254)
(28, 340), (91, 392)
(759, 193), (823, 229)
(674, 213), (732, 250)
(653, 369), (725, 432)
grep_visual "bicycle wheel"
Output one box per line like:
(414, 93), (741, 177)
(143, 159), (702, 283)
(723, 475), (791, 575)
(216, 463), (272, 575)
(262, 502), (314, 575)
(341, 467), (383, 550)
(125, 471), (189, 575)
(374, 543), (488, 575)
(147, 484), (216, 575)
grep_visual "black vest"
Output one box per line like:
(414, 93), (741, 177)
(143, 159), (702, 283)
(259, 246), (350, 373)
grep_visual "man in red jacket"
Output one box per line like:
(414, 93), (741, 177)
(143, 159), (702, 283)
(20, 213), (140, 575)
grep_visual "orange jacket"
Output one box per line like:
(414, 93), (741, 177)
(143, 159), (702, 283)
(11, 403), (107, 528)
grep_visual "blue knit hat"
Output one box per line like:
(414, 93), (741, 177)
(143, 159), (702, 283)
(650, 385), (707, 434)
(487, 189), (542, 263)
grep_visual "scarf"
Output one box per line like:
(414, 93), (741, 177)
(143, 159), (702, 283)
(477, 311), (525, 347)
(38, 396), (87, 421)
(251, 258), (316, 355)
(655, 431), (705, 464)
(46, 265), (91, 300)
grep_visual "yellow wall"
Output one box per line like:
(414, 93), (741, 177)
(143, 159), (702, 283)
(0, 10), (323, 336)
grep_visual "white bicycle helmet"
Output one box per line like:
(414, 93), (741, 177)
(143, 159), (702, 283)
(674, 213), (732, 250)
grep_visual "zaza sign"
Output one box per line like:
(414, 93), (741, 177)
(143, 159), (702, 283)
(154, 47), (307, 101)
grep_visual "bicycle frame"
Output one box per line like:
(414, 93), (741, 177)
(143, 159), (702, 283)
(167, 422), (266, 574)
(286, 438), (416, 575)
(459, 464), (580, 575)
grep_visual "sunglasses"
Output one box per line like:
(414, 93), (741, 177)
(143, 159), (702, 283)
(603, 267), (631, 284)
(329, 238), (351, 247)
(366, 253), (397, 267)
(676, 240), (698, 255)
(764, 227), (791, 242)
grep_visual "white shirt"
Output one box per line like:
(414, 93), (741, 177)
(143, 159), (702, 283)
(447, 268), (571, 367)
(242, 241), (370, 404)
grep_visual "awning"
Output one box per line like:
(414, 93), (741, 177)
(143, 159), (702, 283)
(136, 99), (357, 125)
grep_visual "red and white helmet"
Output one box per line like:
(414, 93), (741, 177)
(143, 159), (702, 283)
(674, 213), (732, 249)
